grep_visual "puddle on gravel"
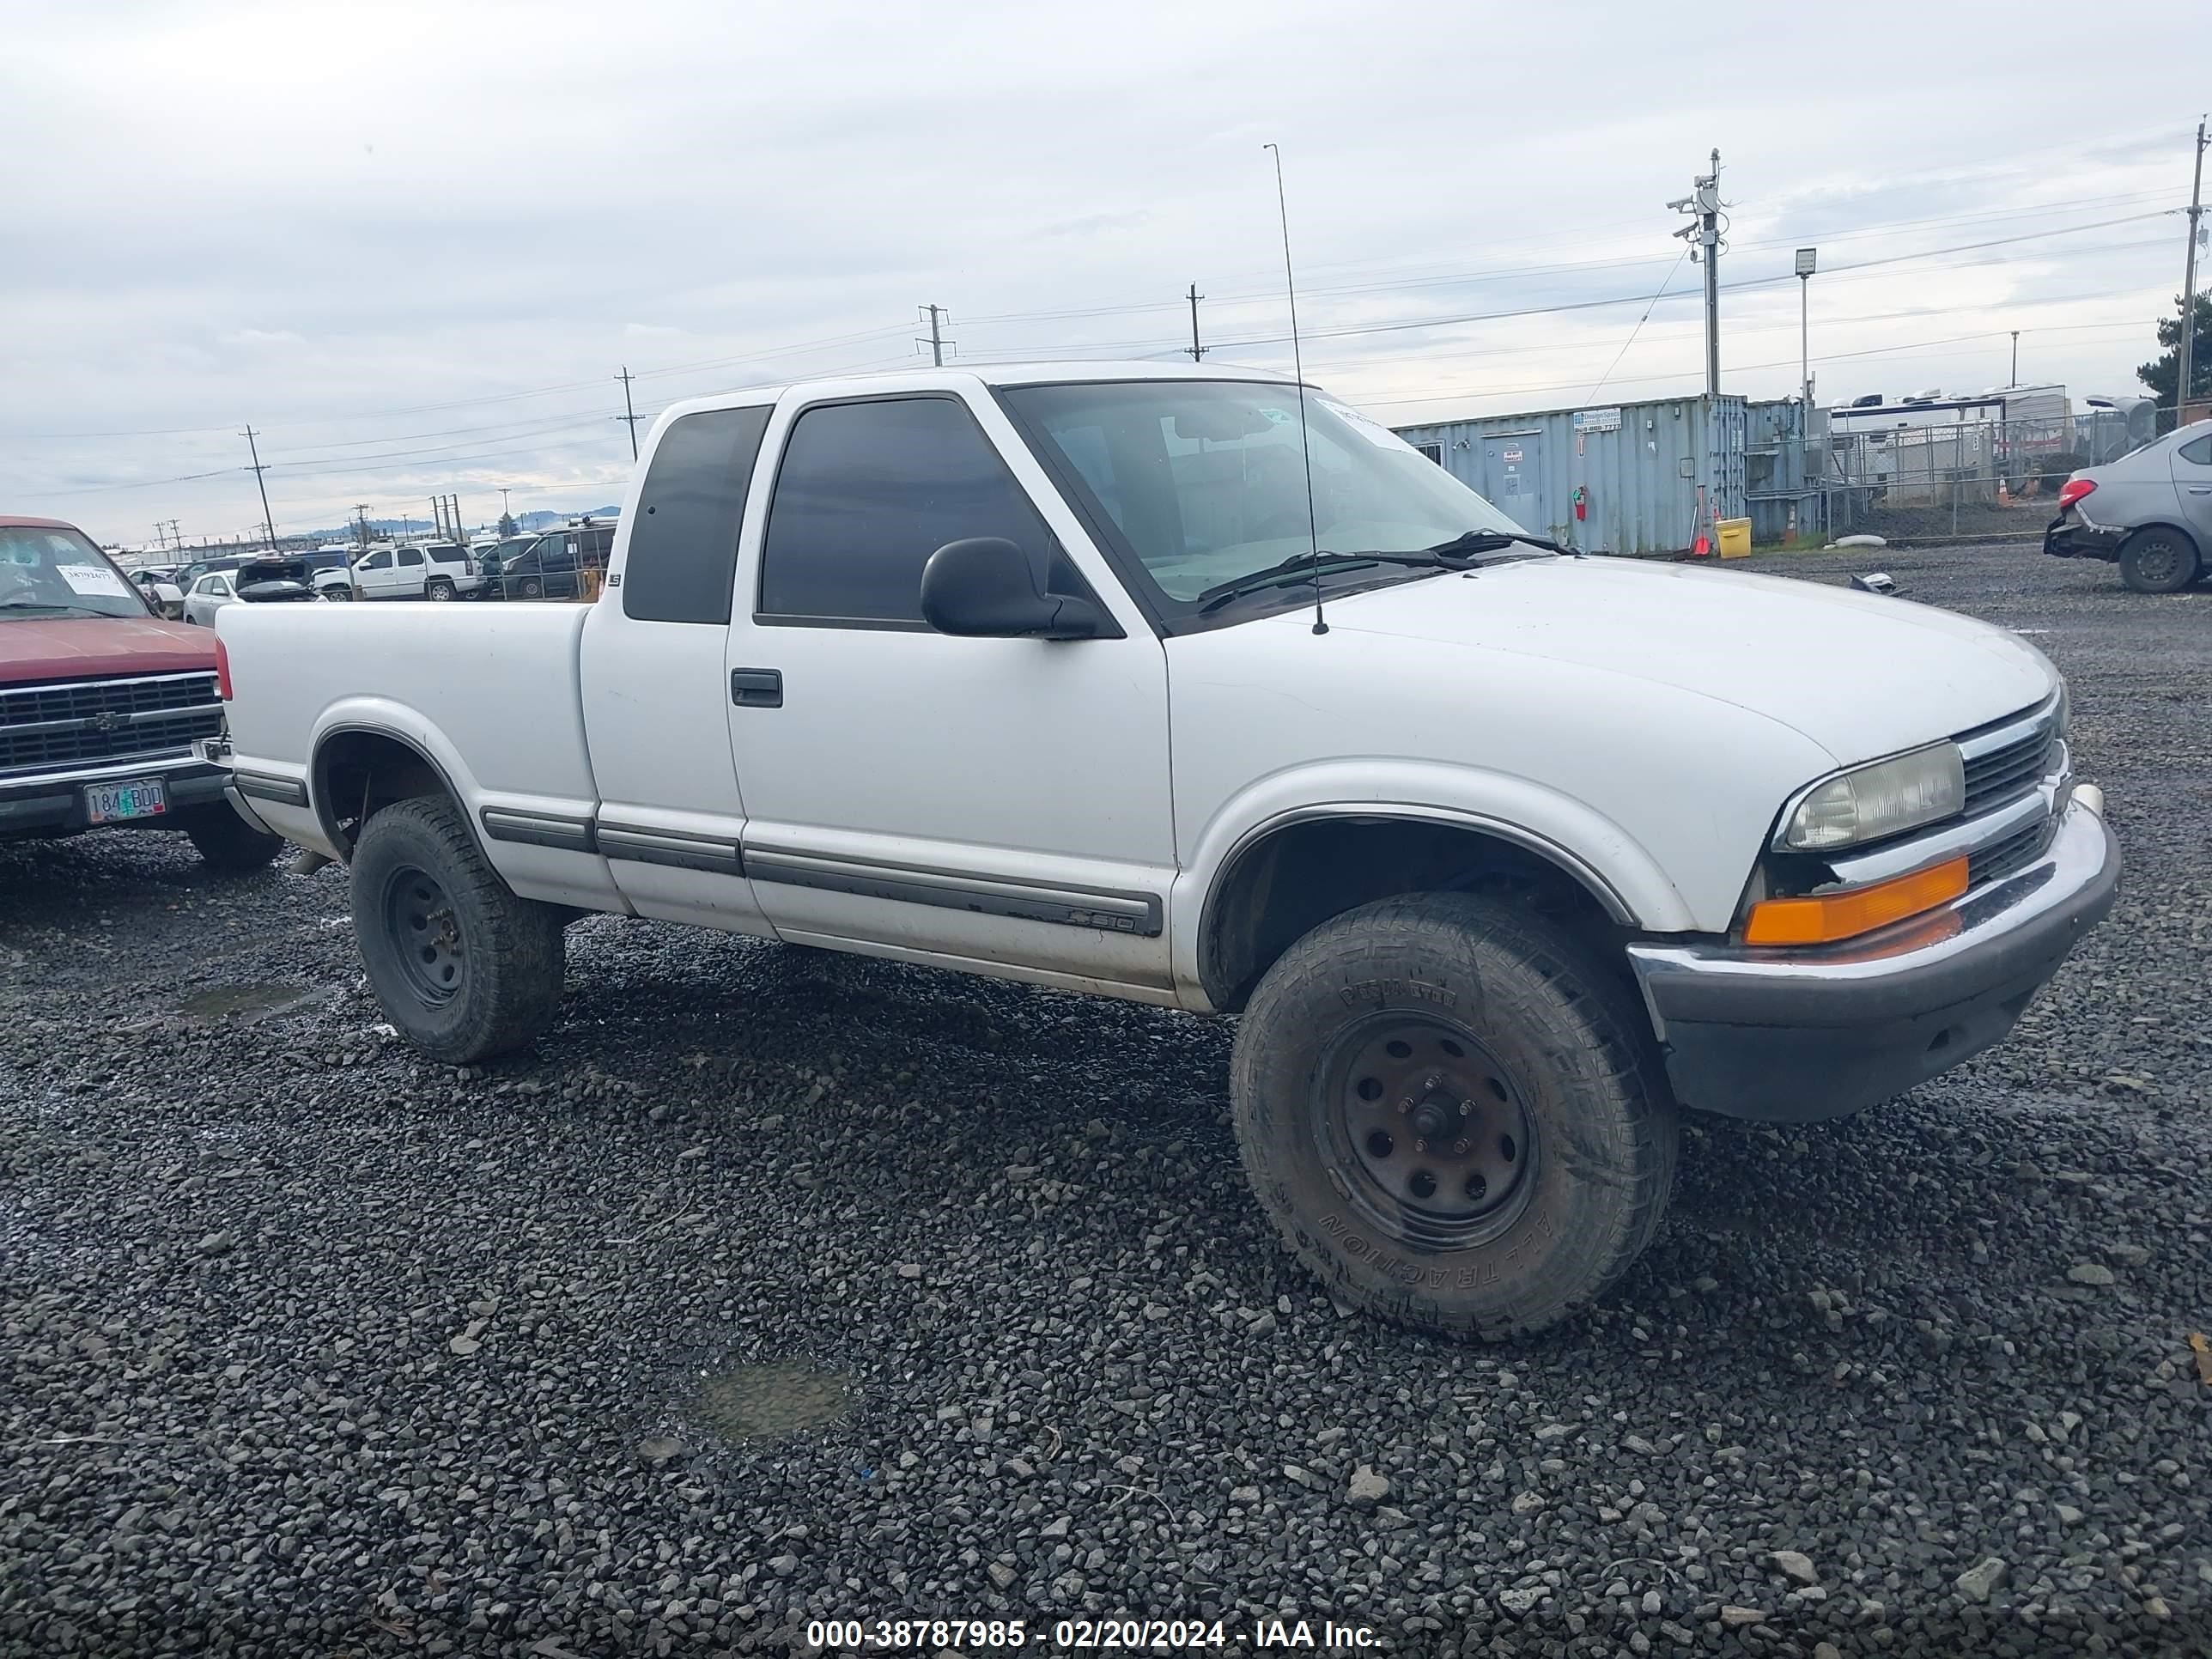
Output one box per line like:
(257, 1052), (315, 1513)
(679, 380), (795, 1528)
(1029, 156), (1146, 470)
(176, 981), (311, 1021)
(689, 1360), (852, 1445)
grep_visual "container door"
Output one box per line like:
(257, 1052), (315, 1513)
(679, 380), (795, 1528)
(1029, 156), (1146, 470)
(1484, 434), (1543, 532)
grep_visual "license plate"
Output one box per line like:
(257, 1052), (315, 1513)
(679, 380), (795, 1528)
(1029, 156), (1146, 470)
(84, 777), (168, 823)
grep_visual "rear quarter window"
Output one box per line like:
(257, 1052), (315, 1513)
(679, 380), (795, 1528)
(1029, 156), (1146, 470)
(621, 406), (773, 624)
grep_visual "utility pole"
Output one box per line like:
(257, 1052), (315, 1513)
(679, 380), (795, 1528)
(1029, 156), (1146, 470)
(1671, 151), (1723, 396)
(2178, 118), (2208, 425)
(2009, 331), (2021, 387)
(498, 487), (512, 524)
(354, 505), (372, 550)
(616, 367), (642, 460)
(1186, 283), (1206, 361)
(917, 305), (952, 367)
(240, 427), (276, 548)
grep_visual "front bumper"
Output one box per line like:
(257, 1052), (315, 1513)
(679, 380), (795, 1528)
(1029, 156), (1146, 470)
(2043, 511), (2124, 562)
(1626, 793), (2119, 1123)
(0, 754), (232, 838)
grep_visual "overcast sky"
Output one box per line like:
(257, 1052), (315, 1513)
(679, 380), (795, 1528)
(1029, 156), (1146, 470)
(6, 0), (2205, 548)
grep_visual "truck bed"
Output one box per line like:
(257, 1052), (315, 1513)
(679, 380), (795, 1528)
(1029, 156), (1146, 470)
(218, 602), (613, 906)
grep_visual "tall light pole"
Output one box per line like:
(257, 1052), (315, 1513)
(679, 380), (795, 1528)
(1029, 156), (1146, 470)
(1795, 246), (1818, 412)
(2010, 330), (2021, 387)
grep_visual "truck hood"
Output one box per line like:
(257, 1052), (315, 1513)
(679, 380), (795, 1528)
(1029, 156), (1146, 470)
(0, 615), (216, 687)
(1318, 556), (2055, 766)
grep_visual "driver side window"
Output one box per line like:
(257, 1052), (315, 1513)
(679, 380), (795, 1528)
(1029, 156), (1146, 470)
(757, 396), (1058, 626)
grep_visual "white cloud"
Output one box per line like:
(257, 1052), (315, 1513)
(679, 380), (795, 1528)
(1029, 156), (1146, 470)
(3, 0), (2202, 542)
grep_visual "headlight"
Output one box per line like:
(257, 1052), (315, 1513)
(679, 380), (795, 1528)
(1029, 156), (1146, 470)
(1781, 743), (1965, 850)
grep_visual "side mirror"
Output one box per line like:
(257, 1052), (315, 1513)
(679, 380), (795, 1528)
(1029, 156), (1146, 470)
(920, 538), (1103, 640)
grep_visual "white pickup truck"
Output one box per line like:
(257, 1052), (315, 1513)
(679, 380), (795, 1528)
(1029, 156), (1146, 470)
(213, 363), (2118, 1336)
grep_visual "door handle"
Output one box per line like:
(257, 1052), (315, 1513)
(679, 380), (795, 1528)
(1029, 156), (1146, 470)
(2187, 485), (2212, 495)
(730, 668), (783, 708)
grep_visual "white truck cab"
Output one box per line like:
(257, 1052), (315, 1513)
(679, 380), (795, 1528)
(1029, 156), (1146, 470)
(214, 362), (2118, 1336)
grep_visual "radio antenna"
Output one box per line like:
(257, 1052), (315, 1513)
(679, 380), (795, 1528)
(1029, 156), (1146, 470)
(1263, 142), (1326, 636)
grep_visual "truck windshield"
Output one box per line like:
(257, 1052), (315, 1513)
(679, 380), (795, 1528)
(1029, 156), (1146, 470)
(0, 526), (151, 620)
(1000, 379), (1530, 615)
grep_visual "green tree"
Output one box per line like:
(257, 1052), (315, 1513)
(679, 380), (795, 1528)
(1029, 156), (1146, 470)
(496, 512), (518, 538)
(2136, 291), (2212, 432)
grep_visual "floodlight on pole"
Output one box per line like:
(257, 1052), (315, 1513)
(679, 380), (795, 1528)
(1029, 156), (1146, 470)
(1795, 247), (1819, 416)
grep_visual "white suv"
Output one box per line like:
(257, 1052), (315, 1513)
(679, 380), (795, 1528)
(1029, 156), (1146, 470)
(349, 541), (483, 601)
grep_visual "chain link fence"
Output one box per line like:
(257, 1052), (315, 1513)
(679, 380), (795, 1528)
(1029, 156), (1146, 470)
(1748, 409), (2159, 544)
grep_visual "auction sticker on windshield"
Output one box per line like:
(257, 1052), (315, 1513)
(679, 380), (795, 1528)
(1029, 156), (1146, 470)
(84, 778), (167, 823)
(57, 563), (132, 598)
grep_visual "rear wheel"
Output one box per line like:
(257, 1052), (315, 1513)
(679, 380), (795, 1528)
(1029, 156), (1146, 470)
(1231, 891), (1676, 1338)
(351, 796), (566, 1062)
(425, 579), (455, 602)
(181, 802), (283, 873)
(2118, 526), (2201, 593)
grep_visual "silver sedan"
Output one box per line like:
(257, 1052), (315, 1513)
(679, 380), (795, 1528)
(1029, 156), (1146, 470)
(2045, 418), (2212, 592)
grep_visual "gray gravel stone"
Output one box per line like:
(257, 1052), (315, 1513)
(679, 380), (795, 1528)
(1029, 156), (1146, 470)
(1955, 1557), (2009, 1601)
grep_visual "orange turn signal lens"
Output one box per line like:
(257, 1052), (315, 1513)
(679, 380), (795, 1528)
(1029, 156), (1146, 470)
(1743, 856), (1969, 946)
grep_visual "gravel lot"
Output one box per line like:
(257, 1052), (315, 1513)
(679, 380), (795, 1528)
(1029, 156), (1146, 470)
(3, 541), (2207, 1658)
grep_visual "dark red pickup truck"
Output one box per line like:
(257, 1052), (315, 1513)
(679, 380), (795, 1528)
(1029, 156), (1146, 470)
(1, 515), (279, 870)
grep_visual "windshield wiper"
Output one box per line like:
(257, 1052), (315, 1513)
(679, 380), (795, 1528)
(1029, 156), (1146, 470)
(1423, 528), (1576, 558)
(1196, 551), (1466, 613)
(0, 600), (100, 616)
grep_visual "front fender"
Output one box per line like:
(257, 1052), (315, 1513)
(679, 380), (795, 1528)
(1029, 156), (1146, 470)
(1169, 760), (1703, 1010)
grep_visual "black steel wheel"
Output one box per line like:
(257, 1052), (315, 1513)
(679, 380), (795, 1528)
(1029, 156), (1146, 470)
(517, 575), (544, 599)
(1322, 1014), (1537, 1253)
(1232, 891), (1676, 1339)
(2118, 527), (2201, 594)
(382, 864), (466, 1005)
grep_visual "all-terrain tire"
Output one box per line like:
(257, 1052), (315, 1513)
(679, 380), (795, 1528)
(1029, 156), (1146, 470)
(2118, 526), (2201, 593)
(350, 795), (565, 1063)
(181, 801), (284, 873)
(1231, 890), (1677, 1339)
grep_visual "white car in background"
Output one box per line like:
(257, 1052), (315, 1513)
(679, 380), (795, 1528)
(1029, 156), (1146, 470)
(182, 556), (323, 625)
(349, 540), (483, 601)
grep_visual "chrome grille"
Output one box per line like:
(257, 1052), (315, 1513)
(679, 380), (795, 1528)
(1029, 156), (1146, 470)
(1967, 819), (2054, 889)
(0, 672), (222, 777)
(1958, 702), (2059, 816)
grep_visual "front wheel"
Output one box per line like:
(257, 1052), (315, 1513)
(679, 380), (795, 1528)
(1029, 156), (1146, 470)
(181, 801), (283, 873)
(2118, 526), (2201, 593)
(516, 576), (544, 599)
(1231, 891), (1676, 1338)
(350, 795), (565, 1063)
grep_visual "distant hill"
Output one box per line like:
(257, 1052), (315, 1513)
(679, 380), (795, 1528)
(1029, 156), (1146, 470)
(289, 504), (622, 543)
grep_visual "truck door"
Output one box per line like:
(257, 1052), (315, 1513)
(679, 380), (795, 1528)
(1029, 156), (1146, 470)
(580, 404), (777, 933)
(722, 386), (1176, 994)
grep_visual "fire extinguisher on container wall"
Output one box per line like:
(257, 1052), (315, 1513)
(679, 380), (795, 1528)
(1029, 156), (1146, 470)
(1571, 484), (1588, 523)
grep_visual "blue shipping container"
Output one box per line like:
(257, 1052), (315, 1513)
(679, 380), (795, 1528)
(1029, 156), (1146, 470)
(1393, 395), (1748, 556)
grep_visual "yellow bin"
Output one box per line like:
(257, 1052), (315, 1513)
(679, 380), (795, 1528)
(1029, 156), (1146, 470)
(1716, 517), (1753, 559)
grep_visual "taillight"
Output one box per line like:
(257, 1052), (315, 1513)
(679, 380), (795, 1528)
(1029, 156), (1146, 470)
(2057, 477), (2096, 511)
(216, 636), (233, 702)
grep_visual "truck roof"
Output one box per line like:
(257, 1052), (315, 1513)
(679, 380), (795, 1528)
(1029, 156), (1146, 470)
(653, 360), (1295, 428)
